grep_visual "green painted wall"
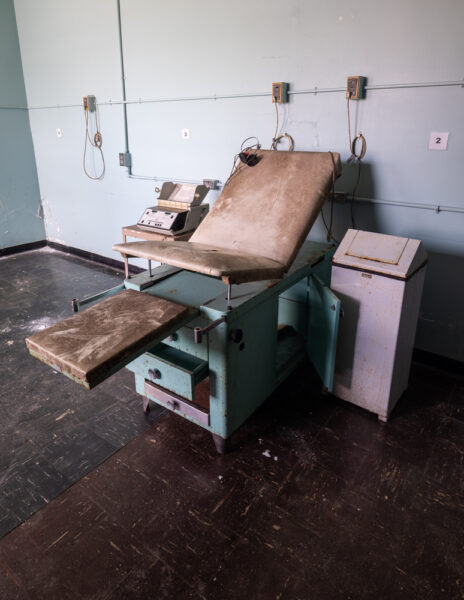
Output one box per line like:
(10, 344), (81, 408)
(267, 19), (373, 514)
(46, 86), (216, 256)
(13, 0), (464, 361)
(0, 0), (44, 250)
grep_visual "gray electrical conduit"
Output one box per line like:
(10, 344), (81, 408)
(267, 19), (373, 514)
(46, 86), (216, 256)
(6, 78), (460, 111)
(353, 196), (464, 214)
(0, 78), (455, 111)
(115, 0), (188, 184)
(117, 0), (129, 159)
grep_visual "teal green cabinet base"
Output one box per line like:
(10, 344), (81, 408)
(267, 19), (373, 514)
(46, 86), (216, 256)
(125, 241), (340, 452)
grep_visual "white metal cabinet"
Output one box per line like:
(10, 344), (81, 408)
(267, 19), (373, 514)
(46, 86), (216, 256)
(331, 230), (427, 421)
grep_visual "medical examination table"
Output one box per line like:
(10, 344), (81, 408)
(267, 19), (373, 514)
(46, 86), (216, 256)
(26, 150), (342, 453)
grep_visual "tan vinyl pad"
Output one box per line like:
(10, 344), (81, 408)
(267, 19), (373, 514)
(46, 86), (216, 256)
(113, 150), (341, 283)
(25, 290), (195, 389)
(112, 241), (286, 284)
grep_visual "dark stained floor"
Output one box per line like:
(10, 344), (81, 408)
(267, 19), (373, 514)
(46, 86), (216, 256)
(0, 249), (164, 538)
(0, 249), (463, 599)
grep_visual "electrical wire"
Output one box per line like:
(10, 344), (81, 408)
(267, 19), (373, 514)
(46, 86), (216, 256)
(83, 100), (105, 180)
(223, 153), (242, 188)
(350, 161), (362, 229)
(270, 101), (295, 151)
(223, 136), (261, 188)
(320, 151), (339, 244)
(346, 96), (367, 161)
(271, 133), (295, 151)
(346, 96), (353, 154)
(241, 137), (261, 152)
(346, 96), (367, 227)
(271, 101), (280, 149)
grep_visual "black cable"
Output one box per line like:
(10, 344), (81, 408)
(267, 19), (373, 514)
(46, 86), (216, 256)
(346, 97), (367, 228)
(350, 160), (362, 229)
(321, 152), (339, 244)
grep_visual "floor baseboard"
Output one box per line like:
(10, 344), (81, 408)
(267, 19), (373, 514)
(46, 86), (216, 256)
(46, 240), (144, 275)
(412, 348), (463, 376)
(0, 240), (47, 257)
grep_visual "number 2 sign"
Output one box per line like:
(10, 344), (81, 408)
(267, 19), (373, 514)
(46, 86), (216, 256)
(428, 132), (449, 150)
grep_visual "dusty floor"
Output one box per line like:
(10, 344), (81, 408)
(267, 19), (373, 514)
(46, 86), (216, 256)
(0, 249), (463, 599)
(0, 249), (164, 538)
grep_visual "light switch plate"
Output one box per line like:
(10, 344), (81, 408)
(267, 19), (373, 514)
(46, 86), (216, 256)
(181, 128), (190, 140)
(429, 132), (449, 150)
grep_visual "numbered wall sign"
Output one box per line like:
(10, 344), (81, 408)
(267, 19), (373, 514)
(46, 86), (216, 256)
(428, 132), (449, 150)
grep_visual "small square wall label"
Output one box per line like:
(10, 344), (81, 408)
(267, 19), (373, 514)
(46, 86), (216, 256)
(429, 132), (449, 150)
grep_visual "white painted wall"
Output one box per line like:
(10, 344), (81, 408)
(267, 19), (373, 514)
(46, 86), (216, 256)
(13, 0), (464, 361)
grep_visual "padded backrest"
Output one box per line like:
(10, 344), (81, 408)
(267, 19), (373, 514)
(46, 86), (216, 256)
(191, 150), (341, 270)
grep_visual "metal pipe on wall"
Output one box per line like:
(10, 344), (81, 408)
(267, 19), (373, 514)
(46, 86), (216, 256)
(128, 173), (207, 184)
(24, 79), (463, 111)
(116, 0), (130, 158)
(354, 196), (464, 214)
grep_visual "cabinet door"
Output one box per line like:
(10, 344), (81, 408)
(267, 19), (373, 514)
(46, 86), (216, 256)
(307, 274), (341, 392)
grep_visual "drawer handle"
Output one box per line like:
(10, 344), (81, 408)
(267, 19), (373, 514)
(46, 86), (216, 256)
(148, 368), (161, 380)
(166, 399), (180, 411)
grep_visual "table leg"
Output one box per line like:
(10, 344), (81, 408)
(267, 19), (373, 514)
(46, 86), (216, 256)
(122, 233), (130, 279)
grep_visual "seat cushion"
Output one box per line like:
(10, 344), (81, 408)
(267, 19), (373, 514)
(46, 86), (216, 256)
(112, 240), (286, 284)
(26, 290), (196, 388)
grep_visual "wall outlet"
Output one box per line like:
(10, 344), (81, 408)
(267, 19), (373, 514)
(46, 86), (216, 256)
(346, 76), (367, 99)
(56, 128), (63, 138)
(428, 132), (449, 150)
(182, 128), (190, 139)
(272, 82), (289, 103)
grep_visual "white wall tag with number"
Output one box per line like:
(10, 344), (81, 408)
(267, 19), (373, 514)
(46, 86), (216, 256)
(428, 132), (449, 150)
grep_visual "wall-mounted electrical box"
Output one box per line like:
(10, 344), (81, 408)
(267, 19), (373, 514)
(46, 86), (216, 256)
(119, 152), (132, 167)
(203, 179), (219, 190)
(83, 95), (96, 112)
(346, 76), (367, 100)
(272, 82), (289, 103)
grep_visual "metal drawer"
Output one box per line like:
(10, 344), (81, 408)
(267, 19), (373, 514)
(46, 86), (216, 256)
(127, 342), (208, 401)
(144, 380), (209, 426)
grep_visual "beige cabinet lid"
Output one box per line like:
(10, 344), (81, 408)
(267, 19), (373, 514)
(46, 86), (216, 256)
(333, 229), (427, 278)
(346, 230), (408, 265)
